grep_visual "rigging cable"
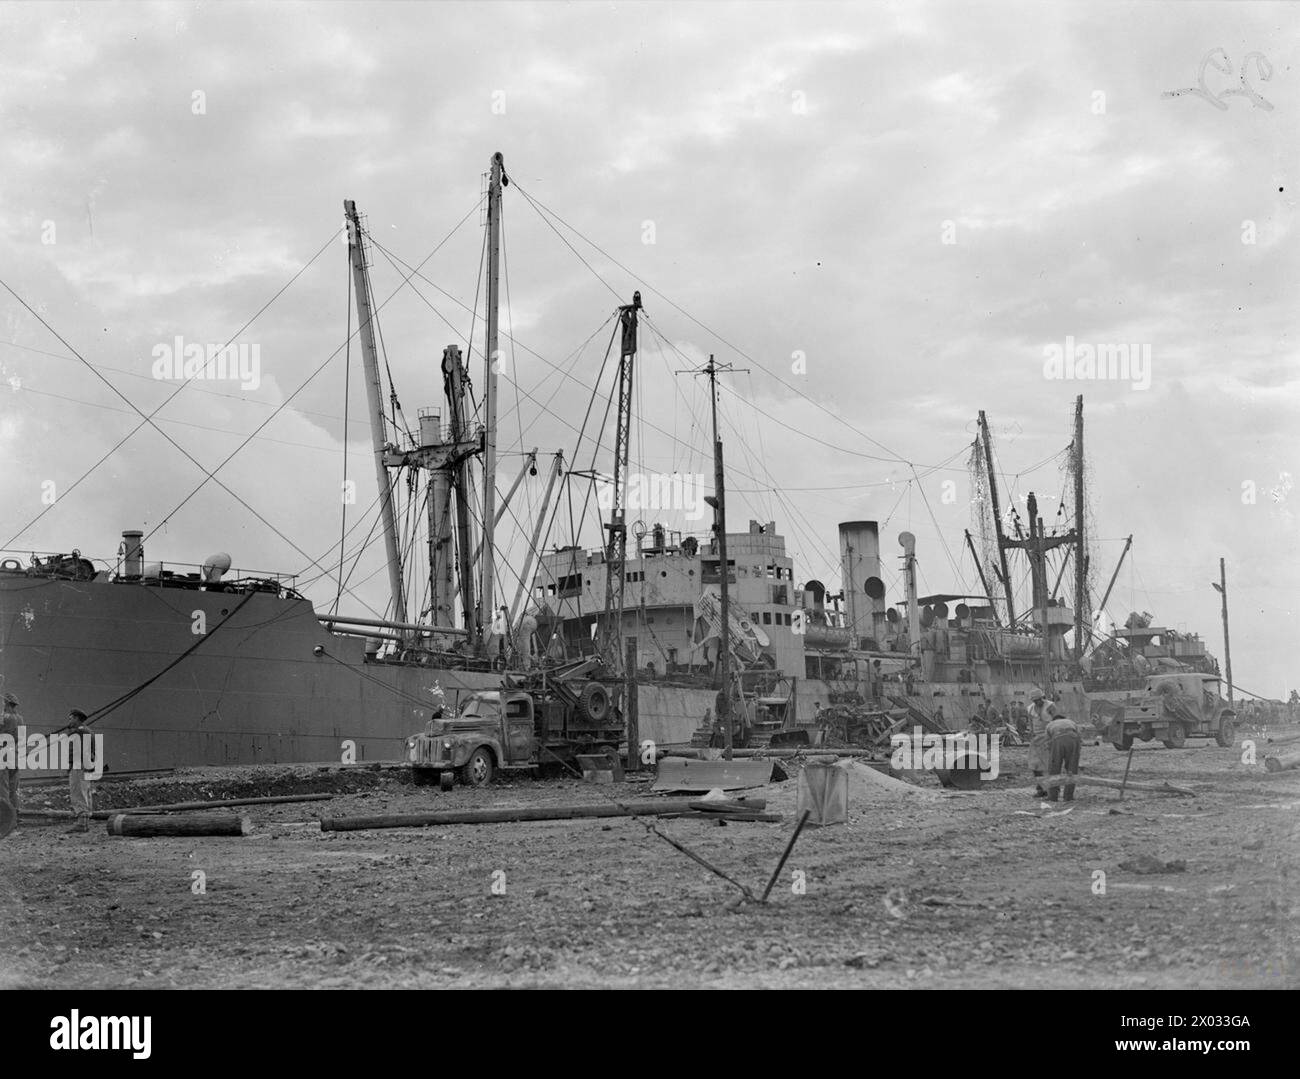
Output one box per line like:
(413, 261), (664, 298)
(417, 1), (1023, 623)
(141, 198), (485, 584)
(0, 228), (341, 549)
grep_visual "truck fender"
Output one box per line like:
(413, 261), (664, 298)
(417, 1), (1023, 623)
(452, 740), (501, 768)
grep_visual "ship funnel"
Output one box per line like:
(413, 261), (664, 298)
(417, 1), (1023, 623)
(839, 521), (884, 647)
(202, 553), (232, 583)
(121, 530), (144, 578)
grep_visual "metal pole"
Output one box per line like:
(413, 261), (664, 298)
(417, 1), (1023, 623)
(979, 411), (1016, 624)
(344, 200), (407, 626)
(507, 452), (563, 627)
(479, 151), (505, 652)
(965, 528), (1000, 627)
(625, 637), (640, 774)
(1219, 557), (1234, 706)
(1073, 395), (1086, 658)
(710, 356), (733, 761)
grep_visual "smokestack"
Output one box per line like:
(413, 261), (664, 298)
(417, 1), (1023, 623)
(121, 530), (143, 578)
(838, 521), (884, 647)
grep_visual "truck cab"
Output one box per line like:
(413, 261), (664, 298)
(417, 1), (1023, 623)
(407, 690), (538, 787)
(406, 674), (623, 787)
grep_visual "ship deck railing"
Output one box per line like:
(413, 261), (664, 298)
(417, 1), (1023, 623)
(0, 549), (298, 589)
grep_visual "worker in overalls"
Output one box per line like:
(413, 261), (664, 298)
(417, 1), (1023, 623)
(64, 709), (94, 832)
(1028, 689), (1059, 797)
(1045, 715), (1082, 802)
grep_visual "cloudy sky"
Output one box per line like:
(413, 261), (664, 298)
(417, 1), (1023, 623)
(1, 0), (1296, 696)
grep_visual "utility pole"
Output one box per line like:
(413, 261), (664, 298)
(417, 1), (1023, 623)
(1073, 395), (1087, 660)
(679, 354), (747, 761)
(478, 151), (506, 655)
(344, 200), (407, 627)
(707, 356), (732, 760)
(1213, 558), (1233, 704)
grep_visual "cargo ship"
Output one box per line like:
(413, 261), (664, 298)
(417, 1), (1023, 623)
(0, 153), (1163, 770)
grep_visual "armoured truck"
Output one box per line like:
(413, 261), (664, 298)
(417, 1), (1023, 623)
(1097, 672), (1237, 751)
(405, 659), (624, 787)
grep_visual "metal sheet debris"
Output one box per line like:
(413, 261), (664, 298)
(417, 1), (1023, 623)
(651, 757), (776, 793)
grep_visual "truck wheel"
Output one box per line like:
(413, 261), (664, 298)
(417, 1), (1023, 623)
(439, 771), (455, 792)
(1215, 717), (1237, 748)
(1112, 734), (1133, 752)
(576, 682), (611, 724)
(1162, 724), (1186, 749)
(458, 748), (494, 787)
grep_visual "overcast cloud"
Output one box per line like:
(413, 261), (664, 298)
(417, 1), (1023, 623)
(1, 0), (1295, 696)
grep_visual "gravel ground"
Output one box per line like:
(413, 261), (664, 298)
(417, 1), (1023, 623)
(1, 728), (1295, 989)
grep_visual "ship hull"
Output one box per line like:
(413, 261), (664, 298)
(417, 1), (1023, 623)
(0, 575), (500, 771)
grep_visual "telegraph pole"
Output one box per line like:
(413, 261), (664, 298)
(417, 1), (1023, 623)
(679, 354), (747, 761)
(1213, 558), (1234, 704)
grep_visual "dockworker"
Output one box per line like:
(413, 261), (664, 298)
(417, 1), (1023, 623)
(64, 709), (94, 832)
(0, 693), (21, 837)
(1045, 714), (1083, 802)
(1028, 688), (1059, 797)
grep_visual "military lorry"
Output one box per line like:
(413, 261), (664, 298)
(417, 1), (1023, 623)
(1097, 672), (1237, 751)
(405, 659), (623, 787)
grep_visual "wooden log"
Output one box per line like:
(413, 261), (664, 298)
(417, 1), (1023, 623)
(657, 811), (783, 822)
(26, 793), (331, 822)
(1263, 750), (1300, 773)
(687, 797), (767, 813)
(100, 793), (334, 818)
(319, 798), (754, 832)
(1037, 774), (1196, 796)
(662, 747), (879, 760)
(1265, 731), (1300, 746)
(107, 813), (252, 837)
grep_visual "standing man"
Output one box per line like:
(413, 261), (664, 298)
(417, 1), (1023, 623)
(1028, 688), (1059, 797)
(0, 693), (21, 837)
(1045, 714), (1083, 802)
(65, 709), (94, 832)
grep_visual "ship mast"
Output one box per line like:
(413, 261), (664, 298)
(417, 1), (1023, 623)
(979, 411), (1016, 625)
(478, 151), (505, 653)
(601, 292), (642, 668)
(1072, 394), (1086, 660)
(344, 200), (407, 626)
